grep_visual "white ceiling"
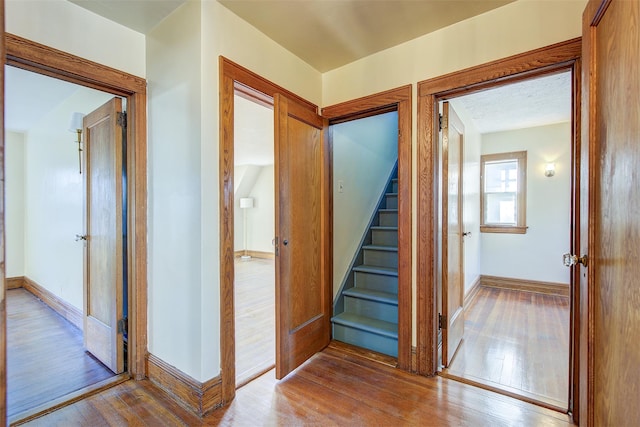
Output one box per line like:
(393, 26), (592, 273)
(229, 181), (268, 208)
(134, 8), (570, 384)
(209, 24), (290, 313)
(451, 71), (572, 134)
(69, 0), (187, 34)
(69, 0), (512, 72)
(234, 94), (274, 166)
(5, 66), (81, 133)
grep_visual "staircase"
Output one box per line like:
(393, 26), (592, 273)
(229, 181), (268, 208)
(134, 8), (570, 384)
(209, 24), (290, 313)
(332, 166), (399, 358)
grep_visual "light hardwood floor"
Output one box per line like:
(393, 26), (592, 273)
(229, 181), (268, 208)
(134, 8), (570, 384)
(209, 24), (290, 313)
(7, 289), (114, 420)
(445, 286), (570, 409)
(234, 258), (275, 386)
(21, 343), (573, 426)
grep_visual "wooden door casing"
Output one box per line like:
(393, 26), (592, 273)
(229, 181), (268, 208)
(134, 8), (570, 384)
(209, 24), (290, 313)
(441, 102), (464, 367)
(274, 93), (331, 379)
(581, 0), (640, 424)
(83, 98), (125, 374)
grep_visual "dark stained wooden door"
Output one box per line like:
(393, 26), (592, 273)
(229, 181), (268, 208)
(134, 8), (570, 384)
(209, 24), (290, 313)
(441, 102), (465, 367)
(83, 98), (125, 374)
(274, 93), (330, 379)
(581, 0), (640, 424)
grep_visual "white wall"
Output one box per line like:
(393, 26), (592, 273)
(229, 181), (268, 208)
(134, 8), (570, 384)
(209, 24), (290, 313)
(6, 0), (145, 77)
(147, 1), (322, 381)
(246, 165), (275, 254)
(448, 100), (482, 294)
(480, 123), (571, 284)
(332, 112), (398, 296)
(6, 132), (25, 278)
(21, 89), (114, 310)
(233, 165), (262, 251)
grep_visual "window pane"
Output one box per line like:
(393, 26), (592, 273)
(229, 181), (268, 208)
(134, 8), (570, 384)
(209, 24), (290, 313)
(484, 192), (517, 224)
(485, 160), (518, 193)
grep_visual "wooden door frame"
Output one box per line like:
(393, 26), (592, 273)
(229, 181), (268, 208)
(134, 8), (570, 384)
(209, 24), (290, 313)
(322, 86), (412, 371)
(219, 56), (319, 405)
(416, 38), (582, 416)
(3, 33), (148, 386)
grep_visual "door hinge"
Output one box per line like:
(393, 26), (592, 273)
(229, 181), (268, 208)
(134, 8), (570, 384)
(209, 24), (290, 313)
(117, 111), (127, 128)
(438, 313), (447, 330)
(117, 317), (128, 335)
(439, 113), (447, 131)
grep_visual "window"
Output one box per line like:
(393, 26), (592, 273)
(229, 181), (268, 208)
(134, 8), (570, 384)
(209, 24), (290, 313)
(480, 151), (527, 233)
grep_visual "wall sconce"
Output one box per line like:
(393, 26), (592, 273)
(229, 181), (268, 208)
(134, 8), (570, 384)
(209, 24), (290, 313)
(544, 162), (556, 177)
(68, 112), (86, 174)
(240, 197), (254, 261)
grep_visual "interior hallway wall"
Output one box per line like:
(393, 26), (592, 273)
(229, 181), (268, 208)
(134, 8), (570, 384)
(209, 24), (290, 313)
(6, 131), (25, 278)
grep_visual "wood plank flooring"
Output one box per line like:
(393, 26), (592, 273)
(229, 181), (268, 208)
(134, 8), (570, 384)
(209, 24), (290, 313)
(234, 258), (275, 386)
(22, 344), (573, 426)
(7, 289), (114, 420)
(446, 286), (570, 408)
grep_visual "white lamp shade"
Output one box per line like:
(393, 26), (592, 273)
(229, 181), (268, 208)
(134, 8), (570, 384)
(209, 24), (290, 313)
(68, 112), (85, 132)
(239, 197), (254, 209)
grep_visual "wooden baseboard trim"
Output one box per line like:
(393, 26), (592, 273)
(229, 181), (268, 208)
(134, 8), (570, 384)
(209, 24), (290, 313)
(234, 250), (275, 260)
(480, 275), (569, 297)
(6, 276), (25, 289)
(463, 276), (482, 308)
(23, 277), (83, 330)
(146, 353), (222, 416)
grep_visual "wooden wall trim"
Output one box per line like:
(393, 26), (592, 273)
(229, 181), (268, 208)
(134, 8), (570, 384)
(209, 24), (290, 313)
(146, 354), (222, 417)
(416, 38), (582, 388)
(463, 276), (481, 308)
(479, 275), (570, 297)
(1, 2), (6, 423)
(5, 32), (148, 381)
(23, 277), (83, 330)
(6, 276), (24, 290)
(323, 84), (413, 372)
(417, 37), (582, 98)
(234, 250), (275, 260)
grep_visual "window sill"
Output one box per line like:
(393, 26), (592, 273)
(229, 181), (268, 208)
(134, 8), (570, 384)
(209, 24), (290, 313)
(480, 225), (527, 234)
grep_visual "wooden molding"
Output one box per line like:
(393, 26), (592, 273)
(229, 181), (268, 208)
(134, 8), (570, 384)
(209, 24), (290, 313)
(416, 37), (582, 379)
(5, 32), (148, 380)
(146, 353), (222, 417)
(480, 275), (570, 297)
(23, 277), (83, 330)
(6, 276), (25, 289)
(234, 250), (275, 260)
(463, 276), (481, 308)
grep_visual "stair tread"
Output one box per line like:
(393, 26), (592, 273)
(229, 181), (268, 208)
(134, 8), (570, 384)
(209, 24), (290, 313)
(371, 226), (398, 231)
(386, 193), (398, 197)
(353, 265), (398, 276)
(378, 209), (398, 213)
(331, 313), (398, 338)
(363, 244), (398, 252)
(343, 288), (398, 304)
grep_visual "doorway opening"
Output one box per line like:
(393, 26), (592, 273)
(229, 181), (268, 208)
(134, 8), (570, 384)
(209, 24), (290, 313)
(416, 38), (581, 414)
(4, 64), (129, 421)
(3, 33), (148, 425)
(233, 86), (276, 388)
(436, 71), (572, 410)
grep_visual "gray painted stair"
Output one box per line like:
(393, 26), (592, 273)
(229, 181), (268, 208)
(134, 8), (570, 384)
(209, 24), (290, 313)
(332, 166), (399, 357)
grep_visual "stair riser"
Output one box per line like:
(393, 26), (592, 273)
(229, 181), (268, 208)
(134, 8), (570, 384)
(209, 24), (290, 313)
(386, 195), (398, 209)
(354, 272), (398, 294)
(364, 250), (398, 269)
(372, 229), (398, 246)
(333, 324), (398, 358)
(379, 211), (398, 227)
(345, 296), (398, 323)
(392, 180), (398, 193)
